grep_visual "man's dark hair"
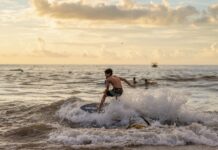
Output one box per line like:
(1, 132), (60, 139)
(105, 68), (113, 76)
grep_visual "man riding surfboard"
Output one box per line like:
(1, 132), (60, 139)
(97, 68), (135, 112)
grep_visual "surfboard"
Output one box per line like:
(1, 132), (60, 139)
(80, 103), (150, 128)
(80, 103), (108, 113)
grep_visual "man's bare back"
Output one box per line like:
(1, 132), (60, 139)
(105, 75), (122, 89)
(98, 68), (135, 112)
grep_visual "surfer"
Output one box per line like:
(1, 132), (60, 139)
(98, 68), (135, 112)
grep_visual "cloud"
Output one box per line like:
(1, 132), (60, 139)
(38, 37), (46, 50)
(125, 50), (142, 59)
(197, 43), (218, 58)
(0, 1), (34, 25)
(194, 4), (218, 24)
(0, 53), (20, 57)
(31, 38), (71, 58)
(80, 44), (120, 60)
(210, 43), (218, 53)
(30, 0), (206, 26)
(82, 50), (99, 58)
(149, 48), (195, 62)
(0, 0), (23, 8)
(209, 4), (218, 19)
(162, 0), (169, 7)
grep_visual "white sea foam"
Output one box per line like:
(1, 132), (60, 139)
(49, 123), (218, 146)
(56, 88), (217, 127)
(121, 88), (218, 125)
(53, 88), (218, 147)
(56, 100), (138, 128)
(121, 88), (188, 122)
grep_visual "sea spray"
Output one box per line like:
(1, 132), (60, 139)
(121, 88), (216, 125)
(56, 100), (137, 128)
(121, 88), (187, 123)
(56, 88), (217, 127)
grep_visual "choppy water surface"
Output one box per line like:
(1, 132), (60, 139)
(0, 65), (218, 149)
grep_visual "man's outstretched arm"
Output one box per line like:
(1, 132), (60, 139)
(119, 77), (135, 88)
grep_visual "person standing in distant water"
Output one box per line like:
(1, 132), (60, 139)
(144, 79), (149, 89)
(98, 68), (135, 112)
(133, 77), (137, 85)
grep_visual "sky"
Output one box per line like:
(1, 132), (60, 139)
(0, 0), (218, 65)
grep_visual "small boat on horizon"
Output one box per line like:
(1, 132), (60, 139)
(151, 63), (158, 68)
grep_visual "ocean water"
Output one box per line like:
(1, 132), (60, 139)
(0, 65), (218, 149)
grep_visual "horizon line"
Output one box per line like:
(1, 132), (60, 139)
(0, 64), (218, 66)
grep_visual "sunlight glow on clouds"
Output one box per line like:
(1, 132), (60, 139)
(0, 0), (218, 64)
(30, 0), (218, 26)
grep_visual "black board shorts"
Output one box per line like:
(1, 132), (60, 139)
(106, 88), (123, 97)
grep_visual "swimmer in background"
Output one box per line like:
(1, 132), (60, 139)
(133, 77), (157, 88)
(133, 77), (137, 85)
(144, 78), (157, 88)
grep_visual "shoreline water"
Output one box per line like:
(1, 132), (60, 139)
(0, 65), (217, 149)
(0, 143), (217, 150)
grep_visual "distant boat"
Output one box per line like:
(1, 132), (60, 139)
(151, 63), (158, 68)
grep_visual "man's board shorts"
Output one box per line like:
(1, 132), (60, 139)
(106, 88), (123, 97)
